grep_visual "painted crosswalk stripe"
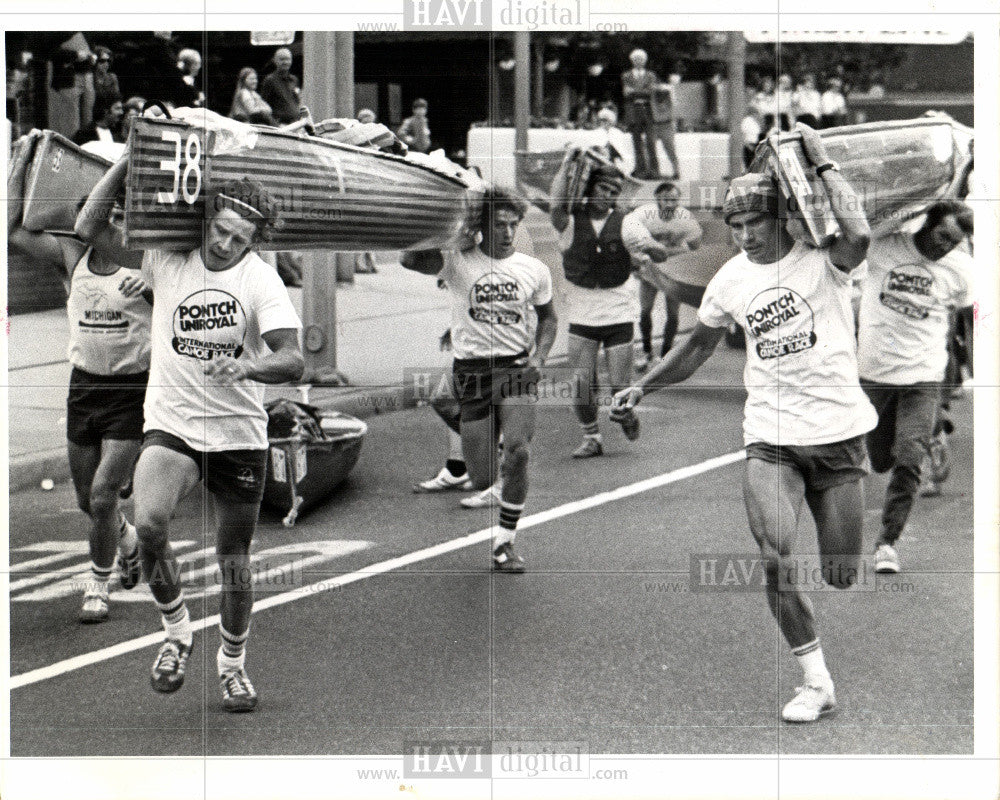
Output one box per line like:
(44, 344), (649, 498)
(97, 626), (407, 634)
(9, 450), (744, 690)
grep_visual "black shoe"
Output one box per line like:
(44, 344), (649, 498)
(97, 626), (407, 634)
(151, 639), (193, 693)
(610, 407), (640, 441)
(493, 543), (526, 573)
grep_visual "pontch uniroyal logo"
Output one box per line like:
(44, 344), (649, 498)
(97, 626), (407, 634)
(879, 263), (934, 320)
(171, 289), (247, 361)
(745, 287), (817, 360)
(468, 273), (523, 326)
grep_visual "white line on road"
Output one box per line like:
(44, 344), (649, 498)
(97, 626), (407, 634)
(9, 449), (744, 690)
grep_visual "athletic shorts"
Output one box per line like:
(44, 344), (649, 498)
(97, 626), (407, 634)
(568, 322), (634, 348)
(66, 367), (148, 446)
(746, 435), (870, 493)
(452, 352), (540, 423)
(142, 429), (268, 504)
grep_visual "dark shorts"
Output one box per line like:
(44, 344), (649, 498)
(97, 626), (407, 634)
(567, 322), (634, 349)
(142, 429), (268, 504)
(453, 352), (540, 424)
(66, 367), (148, 446)
(746, 435), (870, 493)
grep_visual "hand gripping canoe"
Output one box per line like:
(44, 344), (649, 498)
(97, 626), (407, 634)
(123, 115), (484, 252)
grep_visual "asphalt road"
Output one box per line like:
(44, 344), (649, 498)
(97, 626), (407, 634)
(8, 352), (974, 757)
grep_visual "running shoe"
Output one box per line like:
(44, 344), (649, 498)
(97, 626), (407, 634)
(414, 466), (473, 493)
(151, 639), (193, 693)
(782, 682), (837, 723)
(79, 589), (109, 624)
(460, 484), (501, 509)
(492, 543), (526, 574)
(610, 407), (641, 441)
(117, 530), (142, 591)
(571, 437), (604, 458)
(874, 542), (901, 574)
(220, 667), (259, 712)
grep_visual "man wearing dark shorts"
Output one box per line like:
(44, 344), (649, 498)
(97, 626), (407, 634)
(8, 128), (150, 624)
(402, 187), (557, 572)
(78, 159), (303, 712)
(615, 124), (877, 723)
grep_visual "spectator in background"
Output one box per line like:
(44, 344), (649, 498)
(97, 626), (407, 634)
(621, 48), (660, 179)
(821, 77), (847, 128)
(652, 75), (681, 179)
(398, 98), (432, 153)
(260, 48), (301, 124)
(92, 47), (120, 107)
(118, 95), (146, 141)
(354, 107), (380, 274)
(740, 104), (763, 168)
(174, 48), (205, 108)
(73, 94), (124, 146)
(753, 75), (777, 132)
(594, 106), (633, 174)
(775, 74), (795, 129)
(47, 33), (96, 138)
(793, 73), (822, 128)
(229, 68), (273, 125)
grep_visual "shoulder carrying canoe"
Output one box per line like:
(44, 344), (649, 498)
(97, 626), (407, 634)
(124, 111), (484, 252)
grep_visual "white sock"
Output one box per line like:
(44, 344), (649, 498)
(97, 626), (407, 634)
(86, 562), (112, 595)
(793, 640), (832, 686)
(492, 526), (516, 550)
(157, 597), (193, 646)
(217, 646), (246, 675)
(118, 517), (139, 556)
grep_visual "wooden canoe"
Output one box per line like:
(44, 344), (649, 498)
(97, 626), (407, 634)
(20, 131), (113, 233)
(124, 115), (483, 252)
(751, 115), (973, 247)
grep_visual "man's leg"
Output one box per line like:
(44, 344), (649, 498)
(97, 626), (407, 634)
(661, 294), (681, 357)
(637, 279), (658, 368)
(75, 439), (143, 621)
(630, 127), (647, 176)
(414, 384), (471, 492)
(806, 480), (865, 590)
(744, 456), (837, 721)
(860, 380), (897, 474)
(643, 122), (660, 176)
(879, 383), (940, 549)
(214, 495), (263, 711)
(568, 332), (603, 457)
(491, 393), (537, 571)
(133, 444), (200, 691)
(460, 414), (499, 490)
(605, 339), (640, 442)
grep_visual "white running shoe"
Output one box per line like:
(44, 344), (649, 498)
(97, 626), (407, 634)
(782, 682), (837, 723)
(413, 466), (473, 493)
(460, 484), (501, 509)
(874, 542), (901, 574)
(79, 589), (109, 624)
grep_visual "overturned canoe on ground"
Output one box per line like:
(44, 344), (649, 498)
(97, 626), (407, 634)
(123, 115), (483, 252)
(752, 115), (973, 247)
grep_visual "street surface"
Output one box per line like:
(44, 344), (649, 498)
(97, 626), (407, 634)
(8, 348), (974, 756)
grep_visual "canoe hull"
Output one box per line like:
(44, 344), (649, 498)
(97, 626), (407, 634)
(21, 131), (112, 233)
(124, 117), (481, 252)
(751, 116), (973, 247)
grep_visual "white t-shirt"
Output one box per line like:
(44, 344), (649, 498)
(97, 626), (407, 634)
(621, 203), (698, 267)
(857, 233), (973, 384)
(558, 215), (639, 327)
(698, 241), (878, 446)
(141, 248), (302, 451)
(440, 247), (553, 361)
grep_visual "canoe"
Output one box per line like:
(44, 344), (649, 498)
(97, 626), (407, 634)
(751, 115), (973, 247)
(20, 131), (113, 233)
(515, 146), (642, 213)
(123, 112), (483, 252)
(263, 411), (368, 527)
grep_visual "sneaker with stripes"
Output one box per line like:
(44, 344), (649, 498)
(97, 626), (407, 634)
(220, 668), (259, 712)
